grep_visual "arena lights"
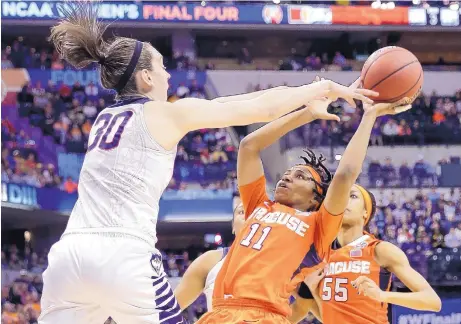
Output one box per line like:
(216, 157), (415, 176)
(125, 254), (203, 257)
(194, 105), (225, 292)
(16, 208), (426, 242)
(214, 234), (223, 245)
(272, 0), (281, 4)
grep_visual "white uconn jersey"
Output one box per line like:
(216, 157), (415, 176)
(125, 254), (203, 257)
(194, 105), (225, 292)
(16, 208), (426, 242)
(64, 97), (176, 245)
(203, 248), (229, 311)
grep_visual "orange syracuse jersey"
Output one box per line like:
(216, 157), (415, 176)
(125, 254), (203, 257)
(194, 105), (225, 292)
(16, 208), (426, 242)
(212, 176), (343, 317)
(320, 234), (392, 324)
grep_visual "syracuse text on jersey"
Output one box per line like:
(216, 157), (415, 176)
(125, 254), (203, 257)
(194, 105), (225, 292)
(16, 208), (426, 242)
(247, 206), (310, 237)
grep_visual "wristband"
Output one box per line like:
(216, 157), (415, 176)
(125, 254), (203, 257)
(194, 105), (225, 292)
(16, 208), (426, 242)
(298, 282), (314, 299)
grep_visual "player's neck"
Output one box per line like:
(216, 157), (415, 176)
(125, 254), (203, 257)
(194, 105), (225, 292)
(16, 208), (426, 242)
(337, 225), (364, 247)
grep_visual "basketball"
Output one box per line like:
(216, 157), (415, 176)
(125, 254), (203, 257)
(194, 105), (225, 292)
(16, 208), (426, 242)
(361, 46), (423, 103)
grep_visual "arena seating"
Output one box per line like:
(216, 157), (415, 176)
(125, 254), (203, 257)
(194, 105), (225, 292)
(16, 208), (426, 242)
(1, 71), (237, 193)
(280, 90), (461, 148)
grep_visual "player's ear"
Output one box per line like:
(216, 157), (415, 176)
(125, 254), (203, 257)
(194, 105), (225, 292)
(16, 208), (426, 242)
(137, 69), (153, 89)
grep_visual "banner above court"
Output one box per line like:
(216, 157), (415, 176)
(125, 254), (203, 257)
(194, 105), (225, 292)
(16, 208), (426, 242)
(2, 1), (460, 30)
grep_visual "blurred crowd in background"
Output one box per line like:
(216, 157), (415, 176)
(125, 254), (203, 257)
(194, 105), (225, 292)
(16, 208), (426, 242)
(280, 89), (461, 149)
(1, 68), (237, 192)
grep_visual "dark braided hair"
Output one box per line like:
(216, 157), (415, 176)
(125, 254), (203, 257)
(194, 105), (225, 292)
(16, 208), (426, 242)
(297, 149), (333, 211)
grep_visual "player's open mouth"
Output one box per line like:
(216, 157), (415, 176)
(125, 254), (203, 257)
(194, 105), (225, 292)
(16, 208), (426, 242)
(278, 182), (289, 189)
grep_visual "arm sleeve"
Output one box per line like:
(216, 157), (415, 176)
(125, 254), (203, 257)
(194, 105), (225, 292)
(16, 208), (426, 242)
(314, 204), (344, 258)
(238, 175), (269, 219)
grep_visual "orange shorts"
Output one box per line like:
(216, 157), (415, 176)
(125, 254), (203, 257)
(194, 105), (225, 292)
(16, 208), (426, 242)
(195, 307), (291, 324)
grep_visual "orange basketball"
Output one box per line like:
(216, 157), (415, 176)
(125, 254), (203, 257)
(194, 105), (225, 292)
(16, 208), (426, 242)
(360, 46), (423, 103)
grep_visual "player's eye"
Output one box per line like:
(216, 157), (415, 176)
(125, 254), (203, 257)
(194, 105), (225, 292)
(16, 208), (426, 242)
(350, 194), (358, 199)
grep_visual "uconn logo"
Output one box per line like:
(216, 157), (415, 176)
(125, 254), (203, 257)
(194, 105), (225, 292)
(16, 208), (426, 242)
(1, 183), (38, 207)
(150, 253), (162, 274)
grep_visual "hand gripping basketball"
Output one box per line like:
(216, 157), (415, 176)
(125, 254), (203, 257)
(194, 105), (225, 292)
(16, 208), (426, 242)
(363, 97), (412, 117)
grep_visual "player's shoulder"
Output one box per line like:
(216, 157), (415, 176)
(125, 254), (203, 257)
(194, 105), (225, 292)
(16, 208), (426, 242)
(253, 199), (276, 210)
(330, 234), (377, 256)
(111, 96), (152, 109)
(374, 240), (406, 267)
(200, 249), (225, 265)
(189, 249), (224, 275)
(371, 238), (395, 251)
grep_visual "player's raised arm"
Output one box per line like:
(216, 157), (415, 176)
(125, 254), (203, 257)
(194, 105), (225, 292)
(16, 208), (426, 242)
(174, 250), (223, 310)
(352, 242), (441, 312)
(316, 98), (411, 254)
(147, 80), (376, 150)
(212, 86), (289, 103)
(174, 80), (375, 132)
(236, 89), (343, 218)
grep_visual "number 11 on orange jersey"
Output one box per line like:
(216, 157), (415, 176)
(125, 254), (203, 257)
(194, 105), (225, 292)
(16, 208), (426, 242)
(240, 224), (272, 251)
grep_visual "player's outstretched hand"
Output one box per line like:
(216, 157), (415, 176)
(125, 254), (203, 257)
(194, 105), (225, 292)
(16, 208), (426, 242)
(363, 97), (412, 118)
(306, 76), (340, 122)
(352, 276), (384, 302)
(303, 266), (326, 291)
(326, 78), (378, 108)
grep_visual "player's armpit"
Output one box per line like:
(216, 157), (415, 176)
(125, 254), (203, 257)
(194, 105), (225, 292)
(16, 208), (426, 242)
(238, 175), (269, 219)
(374, 242), (442, 312)
(313, 204), (343, 258)
(174, 250), (222, 310)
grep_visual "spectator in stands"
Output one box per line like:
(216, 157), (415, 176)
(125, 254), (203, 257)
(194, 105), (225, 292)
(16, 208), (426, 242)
(82, 100), (97, 120)
(370, 122), (383, 146)
(368, 159), (381, 187)
(432, 227), (444, 248)
(84, 81), (99, 101)
(444, 228), (461, 248)
(382, 119), (399, 142)
(51, 58), (64, 70)
(167, 256), (180, 277)
(176, 145), (189, 162)
(176, 83), (190, 98)
(381, 157), (396, 187)
(31, 82), (45, 97)
(238, 47), (253, 65)
(413, 157), (432, 187)
(63, 177), (78, 194)
(200, 148), (211, 165)
(189, 80), (206, 99)
(332, 51), (347, 69)
(399, 161), (412, 187)
(209, 146), (228, 164)
(2, 302), (19, 324)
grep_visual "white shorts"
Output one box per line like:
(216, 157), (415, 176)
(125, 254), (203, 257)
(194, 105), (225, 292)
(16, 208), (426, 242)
(38, 232), (185, 324)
